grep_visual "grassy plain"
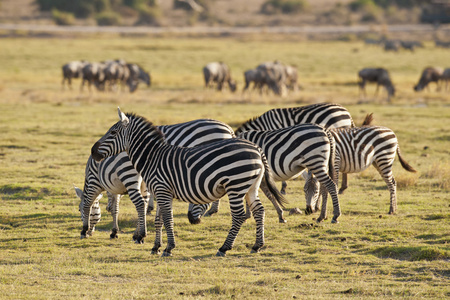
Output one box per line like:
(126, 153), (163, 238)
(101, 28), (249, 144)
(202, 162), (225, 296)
(0, 35), (449, 299)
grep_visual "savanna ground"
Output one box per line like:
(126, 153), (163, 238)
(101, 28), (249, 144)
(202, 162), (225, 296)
(0, 34), (449, 299)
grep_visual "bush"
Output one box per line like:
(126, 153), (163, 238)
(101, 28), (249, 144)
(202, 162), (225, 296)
(51, 9), (76, 26)
(261, 0), (309, 15)
(135, 5), (162, 25)
(96, 11), (122, 26)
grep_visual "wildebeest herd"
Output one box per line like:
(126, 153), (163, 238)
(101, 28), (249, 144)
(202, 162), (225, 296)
(75, 102), (417, 257)
(62, 58), (449, 102)
(62, 59), (151, 93)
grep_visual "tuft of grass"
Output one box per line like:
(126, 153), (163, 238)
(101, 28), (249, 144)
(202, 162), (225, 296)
(396, 173), (419, 188)
(371, 246), (450, 261)
(422, 162), (450, 189)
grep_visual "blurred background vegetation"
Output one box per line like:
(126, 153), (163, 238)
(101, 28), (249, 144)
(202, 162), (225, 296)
(0, 0), (447, 27)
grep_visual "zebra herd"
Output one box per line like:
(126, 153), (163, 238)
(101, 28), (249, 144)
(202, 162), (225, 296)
(62, 59), (151, 93)
(75, 103), (416, 257)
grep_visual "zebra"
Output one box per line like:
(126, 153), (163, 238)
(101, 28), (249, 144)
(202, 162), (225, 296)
(303, 119), (417, 217)
(189, 124), (341, 224)
(88, 108), (286, 257)
(74, 152), (150, 240)
(75, 118), (235, 240)
(203, 102), (355, 217)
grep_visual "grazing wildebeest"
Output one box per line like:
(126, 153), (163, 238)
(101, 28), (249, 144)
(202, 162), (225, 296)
(400, 40), (424, 52)
(243, 68), (265, 93)
(62, 60), (88, 90)
(80, 62), (107, 92)
(203, 62), (237, 92)
(358, 68), (395, 102)
(256, 61), (287, 96)
(104, 59), (130, 92)
(435, 39), (450, 48)
(126, 63), (151, 93)
(442, 68), (450, 91)
(414, 67), (443, 92)
(384, 40), (401, 52)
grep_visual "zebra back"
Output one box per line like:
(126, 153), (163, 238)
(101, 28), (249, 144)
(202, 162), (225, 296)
(235, 103), (354, 134)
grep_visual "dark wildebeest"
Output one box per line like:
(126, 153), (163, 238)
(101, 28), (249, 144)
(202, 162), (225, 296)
(62, 60), (88, 90)
(104, 59), (130, 92)
(126, 63), (151, 93)
(80, 62), (107, 92)
(414, 67), (443, 92)
(442, 68), (450, 91)
(358, 68), (395, 102)
(243, 68), (265, 93)
(256, 61), (287, 96)
(203, 62), (237, 92)
(435, 39), (450, 48)
(384, 40), (401, 52)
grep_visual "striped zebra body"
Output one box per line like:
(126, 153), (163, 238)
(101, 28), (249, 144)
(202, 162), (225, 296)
(204, 103), (354, 218)
(75, 152), (149, 239)
(191, 124), (340, 224)
(89, 110), (285, 256)
(304, 125), (416, 216)
(75, 119), (234, 240)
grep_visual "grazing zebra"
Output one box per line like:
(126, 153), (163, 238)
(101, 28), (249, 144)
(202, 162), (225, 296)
(75, 118), (235, 240)
(303, 120), (417, 216)
(204, 103), (355, 217)
(75, 152), (150, 240)
(88, 109), (286, 257)
(189, 124), (341, 224)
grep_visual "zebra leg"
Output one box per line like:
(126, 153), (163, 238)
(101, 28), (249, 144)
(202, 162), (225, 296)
(374, 163), (397, 214)
(246, 194), (266, 253)
(217, 194), (247, 256)
(315, 173), (340, 223)
(339, 173), (348, 194)
(146, 192), (154, 215)
(108, 193), (121, 239)
(151, 204), (163, 255)
(280, 181), (287, 195)
(156, 197), (176, 257)
(204, 200), (220, 217)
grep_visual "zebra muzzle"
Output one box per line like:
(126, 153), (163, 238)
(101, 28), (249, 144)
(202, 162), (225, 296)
(305, 206), (314, 215)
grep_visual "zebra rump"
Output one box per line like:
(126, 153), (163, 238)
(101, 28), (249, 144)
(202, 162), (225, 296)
(304, 124), (416, 216)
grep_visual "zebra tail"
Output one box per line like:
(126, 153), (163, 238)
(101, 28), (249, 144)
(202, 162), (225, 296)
(326, 130), (337, 183)
(361, 113), (374, 126)
(260, 152), (288, 209)
(397, 146), (417, 173)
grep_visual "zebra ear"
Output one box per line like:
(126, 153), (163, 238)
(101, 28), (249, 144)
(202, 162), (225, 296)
(117, 107), (129, 127)
(74, 185), (83, 200)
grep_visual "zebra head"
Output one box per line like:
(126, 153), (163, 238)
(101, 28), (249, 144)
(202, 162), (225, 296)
(91, 108), (130, 162)
(74, 185), (103, 235)
(303, 171), (320, 215)
(187, 203), (211, 224)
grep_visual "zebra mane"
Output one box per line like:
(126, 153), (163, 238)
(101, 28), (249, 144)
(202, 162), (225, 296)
(235, 116), (258, 133)
(126, 113), (165, 142)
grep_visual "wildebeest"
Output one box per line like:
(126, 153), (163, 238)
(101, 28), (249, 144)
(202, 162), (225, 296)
(62, 60), (88, 90)
(243, 68), (265, 93)
(256, 61), (287, 96)
(400, 40), (424, 52)
(384, 40), (401, 52)
(126, 63), (151, 93)
(442, 68), (450, 91)
(358, 68), (395, 102)
(104, 59), (130, 92)
(203, 62), (237, 92)
(414, 67), (443, 92)
(80, 62), (107, 92)
(435, 39), (450, 48)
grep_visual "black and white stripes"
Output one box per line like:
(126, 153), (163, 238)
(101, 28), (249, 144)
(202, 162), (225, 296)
(88, 109), (285, 256)
(303, 125), (416, 216)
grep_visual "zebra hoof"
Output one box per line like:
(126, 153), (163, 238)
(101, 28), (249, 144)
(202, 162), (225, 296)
(134, 238), (144, 244)
(279, 218), (287, 223)
(331, 219), (339, 224)
(80, 235), (87, 239)
(161, 251), (172, 257)
(151, 249), (160, 255)
(110, 234), (118, 239)
(216, 251), (226, 257)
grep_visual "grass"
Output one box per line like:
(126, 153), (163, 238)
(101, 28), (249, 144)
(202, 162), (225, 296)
(0, 35), (449, 299)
